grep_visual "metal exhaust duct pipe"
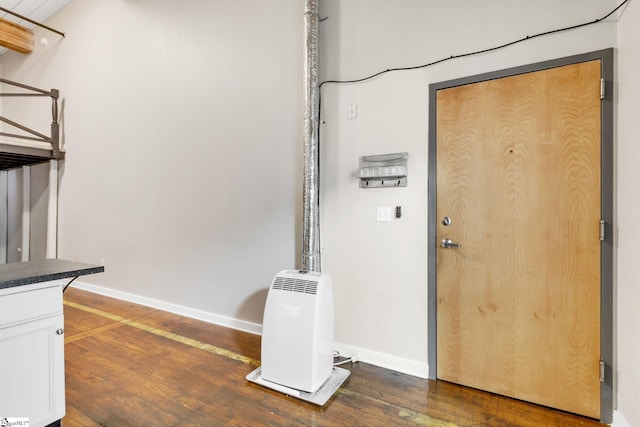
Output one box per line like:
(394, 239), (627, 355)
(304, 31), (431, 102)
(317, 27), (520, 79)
(302, 0), (321, 272)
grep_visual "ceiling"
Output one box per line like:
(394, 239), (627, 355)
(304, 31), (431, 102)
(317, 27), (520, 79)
(0, 0), (72, 54)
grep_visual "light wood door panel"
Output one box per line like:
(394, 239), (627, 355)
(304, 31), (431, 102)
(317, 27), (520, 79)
(436, 60), (601, 418)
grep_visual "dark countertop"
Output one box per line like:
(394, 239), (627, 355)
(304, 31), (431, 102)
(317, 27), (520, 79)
(0, 259), (104, 290)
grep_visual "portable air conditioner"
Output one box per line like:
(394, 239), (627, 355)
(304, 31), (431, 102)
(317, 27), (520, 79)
(260, 270), (334, 393)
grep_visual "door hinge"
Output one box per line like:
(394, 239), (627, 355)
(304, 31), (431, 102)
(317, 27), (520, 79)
(600, 360), (605, 382)
(600, 78), (606, 100)
(600, 220), (605, 241)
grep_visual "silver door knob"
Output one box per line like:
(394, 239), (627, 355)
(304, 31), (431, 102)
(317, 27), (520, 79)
(441, 239), (461, 248)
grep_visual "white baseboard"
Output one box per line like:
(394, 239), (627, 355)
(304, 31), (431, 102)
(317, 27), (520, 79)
(71, 281), (430, 379)
(333, 342), (429, 380)
(69, 281), (263, 335)
(612, 410), (632, 427)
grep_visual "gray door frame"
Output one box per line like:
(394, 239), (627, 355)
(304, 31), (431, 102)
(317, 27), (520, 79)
(427, 48), (614, 423)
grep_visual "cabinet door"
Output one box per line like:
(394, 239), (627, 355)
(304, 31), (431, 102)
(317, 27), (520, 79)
(0, 315), (65, 427)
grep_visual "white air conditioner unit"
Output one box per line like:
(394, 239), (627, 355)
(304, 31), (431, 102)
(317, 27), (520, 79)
(260, 270), (334, 393)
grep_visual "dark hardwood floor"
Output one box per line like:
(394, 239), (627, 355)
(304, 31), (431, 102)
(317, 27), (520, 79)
(61, 288), (606, 427)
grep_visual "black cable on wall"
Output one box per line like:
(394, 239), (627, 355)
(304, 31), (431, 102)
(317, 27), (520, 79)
(319, 0), (628, 89)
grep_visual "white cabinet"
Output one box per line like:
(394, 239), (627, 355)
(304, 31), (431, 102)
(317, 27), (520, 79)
(0, 281), (65, 427)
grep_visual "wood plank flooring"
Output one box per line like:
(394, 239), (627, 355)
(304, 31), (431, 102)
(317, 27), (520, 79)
(61, 288), (606, 427)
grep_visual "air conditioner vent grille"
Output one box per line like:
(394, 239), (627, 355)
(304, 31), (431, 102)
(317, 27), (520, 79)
(272, 276), (318, 295)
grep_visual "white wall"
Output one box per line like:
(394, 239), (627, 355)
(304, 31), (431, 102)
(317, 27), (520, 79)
(616, 1), (640, 426)
(318, 0), (617, 377)
(0, 0), (304, 326)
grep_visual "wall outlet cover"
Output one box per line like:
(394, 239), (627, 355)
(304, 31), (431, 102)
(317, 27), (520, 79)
(376, 206), (392, 222)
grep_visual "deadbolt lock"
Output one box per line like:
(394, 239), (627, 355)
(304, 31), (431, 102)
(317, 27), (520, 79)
(442, 217), (452, 226)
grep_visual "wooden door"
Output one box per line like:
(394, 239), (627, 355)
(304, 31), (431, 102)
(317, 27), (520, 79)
(435, 60), (601, 418)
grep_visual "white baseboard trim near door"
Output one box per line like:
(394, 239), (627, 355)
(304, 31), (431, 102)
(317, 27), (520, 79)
(333, 342), (429, 380)
(69, 281), (263, 335)
(612, 410), (632, 427)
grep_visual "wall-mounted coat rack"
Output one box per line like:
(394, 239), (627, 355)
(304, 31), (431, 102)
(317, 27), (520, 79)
(357, 152), (408, 188)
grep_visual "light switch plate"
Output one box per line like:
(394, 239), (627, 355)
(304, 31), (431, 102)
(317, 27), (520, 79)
(347, 104), (357, 119)
(377, 206), (392, 222)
